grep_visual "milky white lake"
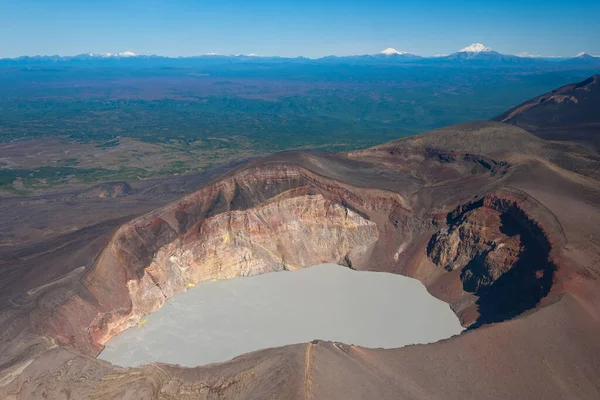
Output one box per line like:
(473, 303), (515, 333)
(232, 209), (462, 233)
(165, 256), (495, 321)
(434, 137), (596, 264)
(99, 263), (463, 367)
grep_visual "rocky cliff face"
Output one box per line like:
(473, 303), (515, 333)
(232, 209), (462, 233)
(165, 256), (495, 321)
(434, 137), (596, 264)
(95, 193), (378, 345)
(427, 193), (556, 325)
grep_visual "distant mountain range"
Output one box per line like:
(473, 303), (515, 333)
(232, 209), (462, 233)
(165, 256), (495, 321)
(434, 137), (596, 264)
(1, 44), (599, 68)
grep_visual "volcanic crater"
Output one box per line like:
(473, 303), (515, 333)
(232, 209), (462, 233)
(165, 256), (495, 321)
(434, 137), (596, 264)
(1, 117), (600, 399)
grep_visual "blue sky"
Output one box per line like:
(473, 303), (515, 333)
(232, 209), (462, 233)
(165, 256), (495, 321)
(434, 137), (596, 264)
(1, 0), (598, 58)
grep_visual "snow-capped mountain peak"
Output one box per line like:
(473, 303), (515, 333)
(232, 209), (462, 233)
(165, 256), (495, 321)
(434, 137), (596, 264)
(459, 43), (492, 53)
(380, 48), (407, 55)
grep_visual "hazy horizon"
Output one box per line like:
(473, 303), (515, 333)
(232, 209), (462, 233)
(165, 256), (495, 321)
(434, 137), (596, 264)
(1, 0), (598, 59)
(2, 44), (597, 59)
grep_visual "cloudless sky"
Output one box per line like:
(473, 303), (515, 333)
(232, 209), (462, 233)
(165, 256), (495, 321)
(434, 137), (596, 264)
(0, 0), (598, 58)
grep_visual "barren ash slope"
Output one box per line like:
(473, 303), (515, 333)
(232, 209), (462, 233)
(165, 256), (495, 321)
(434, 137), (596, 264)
(1, 77), (600, 399)
(494, 74), (600, 151)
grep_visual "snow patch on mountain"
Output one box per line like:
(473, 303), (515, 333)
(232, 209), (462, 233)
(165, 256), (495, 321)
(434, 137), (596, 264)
(380, 48), (407, 55)
(116, 51), (137, 57)
(86, 51), (138, 58)
(459, 43), (492, 53)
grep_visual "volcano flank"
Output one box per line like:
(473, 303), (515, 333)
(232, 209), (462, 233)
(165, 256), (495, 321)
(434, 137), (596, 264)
(1, 77), (600, 399)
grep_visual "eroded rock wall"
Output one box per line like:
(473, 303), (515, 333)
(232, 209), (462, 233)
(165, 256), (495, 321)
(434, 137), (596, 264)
(96, 193), (379, 345)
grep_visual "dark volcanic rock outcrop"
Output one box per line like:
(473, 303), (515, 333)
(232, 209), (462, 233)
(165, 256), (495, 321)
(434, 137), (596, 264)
(1, 118), (600, 399)
(427, 193), (556, 325)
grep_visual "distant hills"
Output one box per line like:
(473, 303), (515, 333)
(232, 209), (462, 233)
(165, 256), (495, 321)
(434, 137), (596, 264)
(2, 43), (599, 68)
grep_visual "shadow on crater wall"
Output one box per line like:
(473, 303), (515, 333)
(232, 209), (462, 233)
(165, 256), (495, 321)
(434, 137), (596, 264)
(468, 211), (556, 328)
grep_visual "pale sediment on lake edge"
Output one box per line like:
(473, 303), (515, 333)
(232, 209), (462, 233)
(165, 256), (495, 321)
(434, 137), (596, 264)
(99, 264), (463, 367)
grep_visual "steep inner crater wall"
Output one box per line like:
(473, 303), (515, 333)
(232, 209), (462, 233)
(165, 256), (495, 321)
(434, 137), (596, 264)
(96, 193), (380, 346)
